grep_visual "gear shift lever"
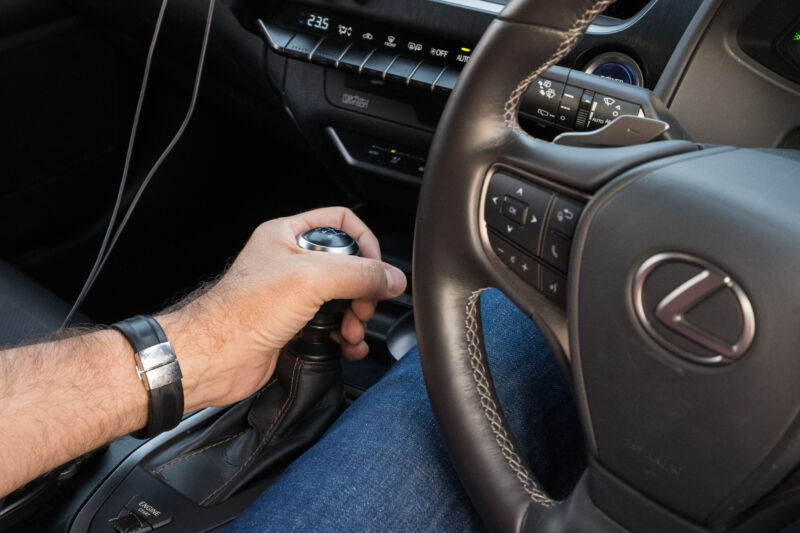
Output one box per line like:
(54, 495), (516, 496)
(291, 227), (360, 362)
(150, 228), (362, 506)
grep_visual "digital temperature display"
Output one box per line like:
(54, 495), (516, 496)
(305, 13), (330, 31)
(283, 5), (476, 68)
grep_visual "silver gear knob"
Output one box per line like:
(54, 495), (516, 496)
(294, 228), (361, 359)
(297, 227), (360, 256)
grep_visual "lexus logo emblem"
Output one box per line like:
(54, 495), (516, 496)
(633, 253), (756, 365)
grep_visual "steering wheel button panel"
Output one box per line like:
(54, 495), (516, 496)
(547, 196), (584, 237)
(487, 231), (541, 291)
(485, 172), (552, 254)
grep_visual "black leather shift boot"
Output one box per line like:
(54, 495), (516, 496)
(149, 350), (344, 506)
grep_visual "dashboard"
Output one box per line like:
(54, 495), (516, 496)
(225, 0), (703, 210)
(69, 0), (800, 213)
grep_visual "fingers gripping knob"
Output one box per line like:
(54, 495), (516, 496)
(297, 227), (360, 256)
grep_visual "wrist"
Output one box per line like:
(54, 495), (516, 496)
(156, 289), (283, 411)
(95, 329), (150, 435)
(156, 310), (212, 414)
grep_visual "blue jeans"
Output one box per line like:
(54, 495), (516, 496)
(228, 289), (585, 532)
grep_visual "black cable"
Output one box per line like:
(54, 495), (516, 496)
(60, 0), (169, 328)
(62, 0), (215, 327)
(93, 0), (216, 282)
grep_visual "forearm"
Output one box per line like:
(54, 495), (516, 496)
(0, 329), (148, 496)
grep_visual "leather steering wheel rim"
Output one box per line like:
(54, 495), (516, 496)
(413, 2), (626, 530)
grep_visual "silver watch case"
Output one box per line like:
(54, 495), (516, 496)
(134, 342), (183, 390)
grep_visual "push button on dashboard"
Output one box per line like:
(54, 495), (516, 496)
(385, 56), (420, 83)
(109, 495), (173, 532)
(433, 67), (460, 95)
(284, 33), (323, 60)
(362, 51), (396, 79)
(338, 45), (372, 72)
(311, 38), (349, 66)
(409, 61), (446, 90)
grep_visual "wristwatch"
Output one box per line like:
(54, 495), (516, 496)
(112, 315), (184, 439)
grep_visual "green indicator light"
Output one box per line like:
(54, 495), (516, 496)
(461, 47), (471, 53)
(391, 149), (397, 154)
(793, 32), (800, 41)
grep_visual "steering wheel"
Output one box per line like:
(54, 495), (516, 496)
(414, 0), (800, 531)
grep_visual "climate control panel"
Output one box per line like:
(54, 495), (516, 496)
(258, 18), (462, 96)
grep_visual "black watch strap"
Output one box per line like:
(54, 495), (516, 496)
(112, 315), (184, 439)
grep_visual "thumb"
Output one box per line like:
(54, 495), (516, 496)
(310, 255), (407, 302)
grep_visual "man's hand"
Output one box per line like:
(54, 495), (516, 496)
(0, 207), (405, 497)
(158, 207), (407, 412)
